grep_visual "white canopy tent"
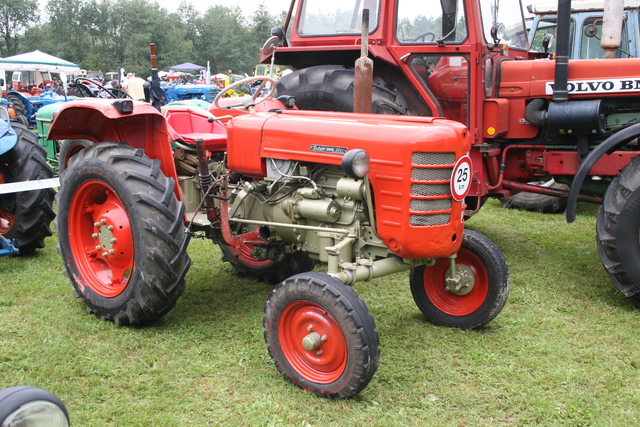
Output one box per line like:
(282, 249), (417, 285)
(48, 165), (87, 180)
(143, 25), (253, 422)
(0, 50), (80, 89)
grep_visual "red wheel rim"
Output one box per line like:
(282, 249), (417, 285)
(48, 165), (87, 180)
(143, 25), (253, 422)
(278, 301), (347, 383)
(0, 169), (15, 233)
(68, 180), (134, 297)
(422, 248), (489, 316)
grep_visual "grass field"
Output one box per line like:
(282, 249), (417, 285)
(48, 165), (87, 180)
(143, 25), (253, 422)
(1, 199), (639, 426)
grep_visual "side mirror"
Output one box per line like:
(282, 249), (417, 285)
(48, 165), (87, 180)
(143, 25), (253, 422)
(542, 33), (554, 53)
(584, 24), (598, 38)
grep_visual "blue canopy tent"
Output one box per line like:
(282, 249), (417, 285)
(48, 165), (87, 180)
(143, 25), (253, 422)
(169, 62), (206, 71)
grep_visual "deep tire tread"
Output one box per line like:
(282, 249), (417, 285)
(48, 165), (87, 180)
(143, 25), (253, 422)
(0, 123), (55, 254)
(56, 143), (191, 326)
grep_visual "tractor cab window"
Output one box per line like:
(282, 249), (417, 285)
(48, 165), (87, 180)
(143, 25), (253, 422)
(529, 16), (576, 55)
(396, 0), (468, 44)
(479, 0), (528, 49)
(296, 0), (380, 36)
(409, 54), (469, 125)
(580, 16), (630, 58)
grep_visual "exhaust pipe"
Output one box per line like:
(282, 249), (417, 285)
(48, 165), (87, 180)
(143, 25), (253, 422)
(552, 0), (571, 103)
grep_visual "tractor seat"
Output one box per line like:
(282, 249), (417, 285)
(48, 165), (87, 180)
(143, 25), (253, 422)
(164, 105), (228, 152)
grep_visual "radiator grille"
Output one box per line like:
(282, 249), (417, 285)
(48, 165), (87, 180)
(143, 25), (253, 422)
(410, 152), (455, 227)
(412, 152), (456, 165)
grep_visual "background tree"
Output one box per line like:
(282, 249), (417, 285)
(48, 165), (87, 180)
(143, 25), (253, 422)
(0, 0), (39, 56)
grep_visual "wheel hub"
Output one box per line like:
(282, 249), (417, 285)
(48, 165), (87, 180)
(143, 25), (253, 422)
(302, 331), (326, 352)
(444, 264), (475, 295)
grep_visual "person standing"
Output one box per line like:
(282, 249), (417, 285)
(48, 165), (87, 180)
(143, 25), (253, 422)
(122, 73), (145, 101)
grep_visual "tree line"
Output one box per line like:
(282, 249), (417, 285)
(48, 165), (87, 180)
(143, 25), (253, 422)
(0, 0), (284, 78)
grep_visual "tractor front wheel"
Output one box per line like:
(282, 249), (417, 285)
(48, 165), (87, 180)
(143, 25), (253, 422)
(56, 143), (191, 326)
(0, 123), (55, 254)
(596, 155), (640, 308)
(57, 139), (93, 174)
(264, 272), (379, 399)
(410, 229), (510, 329)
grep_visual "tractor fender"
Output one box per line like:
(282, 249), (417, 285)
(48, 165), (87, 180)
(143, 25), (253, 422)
(565, 122), (640, 223)
(48, 99), (181, 197)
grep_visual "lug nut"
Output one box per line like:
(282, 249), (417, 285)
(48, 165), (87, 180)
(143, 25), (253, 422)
(316, 350), (323, 356)
(92, 233), (98, 238)
(107, 225), (113, 230)
(95, 245), (101, 251)
(100, 219), (107, 225)
(102, 252), (108, 257)
(108, 249), (115, 255)
(110, 238), (117, 244)
(94, 222), (100, 227)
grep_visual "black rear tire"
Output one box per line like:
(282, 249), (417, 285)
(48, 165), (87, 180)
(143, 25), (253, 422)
(596, 156), (640, 308)
(56, 143), (191, 325)
(57, 139), (93, 174)
(6, 93), (29, 124)
(264, 272), (379, 399)
(0, 123), (55, 254)
(219, 244), (314, 285)
(276, 65), (407, 114)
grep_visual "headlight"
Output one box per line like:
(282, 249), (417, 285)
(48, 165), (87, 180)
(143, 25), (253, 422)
(0, 386), (69, 427)
(342, 149), (370, 179)
(490, 22), (506, 43)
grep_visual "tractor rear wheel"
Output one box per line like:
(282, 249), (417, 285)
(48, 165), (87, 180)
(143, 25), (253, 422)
(410, 229), (510, 329)
(0, 123), (55, 254)
(264, 272), (379, 399)
(276, 65), (407, 114)
(219, 244), (314, 285)
(596, 156), (640, 308)
(57, 139), (93, 174)
(5, 93), (29, 126)
(56, 143), (191, 326)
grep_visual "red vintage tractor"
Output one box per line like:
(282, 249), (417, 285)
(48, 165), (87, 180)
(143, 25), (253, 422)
(47, 77), (509, 398)
(264, 0), (640, 308)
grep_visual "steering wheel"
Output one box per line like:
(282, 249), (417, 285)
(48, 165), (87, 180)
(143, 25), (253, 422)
(213, 76), (276, 110)
(74, 77), (131, 99)
(412, 32), (436, 42)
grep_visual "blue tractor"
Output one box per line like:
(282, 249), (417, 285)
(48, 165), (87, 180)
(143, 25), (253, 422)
(0, 97), (56, 255)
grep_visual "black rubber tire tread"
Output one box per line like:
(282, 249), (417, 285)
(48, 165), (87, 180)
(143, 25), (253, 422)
(66, 86), (85, 98)
(264, 272), (380, 399)
(501, 180), (569, 214)
(57, 139), (94, 174)
(0, 123), (55, 255)
(596, 155), (640, 308)
(55, 143), (191, 326)
(219, 243), (315, 285)
(276, 65), (407, 115)
(410, 229), (510, 329)
(6, 93), (28, 122)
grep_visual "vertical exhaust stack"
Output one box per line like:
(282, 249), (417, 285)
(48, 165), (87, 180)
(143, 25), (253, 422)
(552, 0), (572, 103)
(354, 9), (373, 113)
(602, 0), (624, 58)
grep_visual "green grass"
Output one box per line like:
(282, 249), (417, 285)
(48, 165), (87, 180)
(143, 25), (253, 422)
(1, 199), (639, 426)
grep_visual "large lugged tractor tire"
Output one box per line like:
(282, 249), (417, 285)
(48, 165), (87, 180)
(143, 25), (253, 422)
(219, 244), (314, 285)
(0, 123), (55, 254)
(5, 93), (29, 126)
(410, 229), (510, 329)
(264, 272), (380, 399)
(596, 156), (640, 308)
(57, 139), (94, 174)
(502, 179), (569, 214)
(276, 65), (407, 114)
(56, 143), (191, 326)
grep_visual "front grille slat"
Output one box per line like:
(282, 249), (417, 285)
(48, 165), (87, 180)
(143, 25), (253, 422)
(410, 152), (455, 227)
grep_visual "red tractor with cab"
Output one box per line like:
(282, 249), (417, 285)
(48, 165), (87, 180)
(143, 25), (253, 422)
(264, 0), (640, 308)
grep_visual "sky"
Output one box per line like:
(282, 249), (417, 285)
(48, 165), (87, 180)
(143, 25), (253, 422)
(153, 0), (292, 17)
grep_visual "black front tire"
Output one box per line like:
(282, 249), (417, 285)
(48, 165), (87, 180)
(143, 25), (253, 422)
(596, 156), (640, 308)
(57, 139), (94, 174)
(56, 143), (191, 325)
(502, 180), (569, 214)
(264, 272), (380, 399)
(0, 123), (55, 254)
(410, 229), (510, 329)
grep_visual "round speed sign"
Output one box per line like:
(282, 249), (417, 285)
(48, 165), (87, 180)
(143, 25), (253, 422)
(450, 155), (472, 201)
